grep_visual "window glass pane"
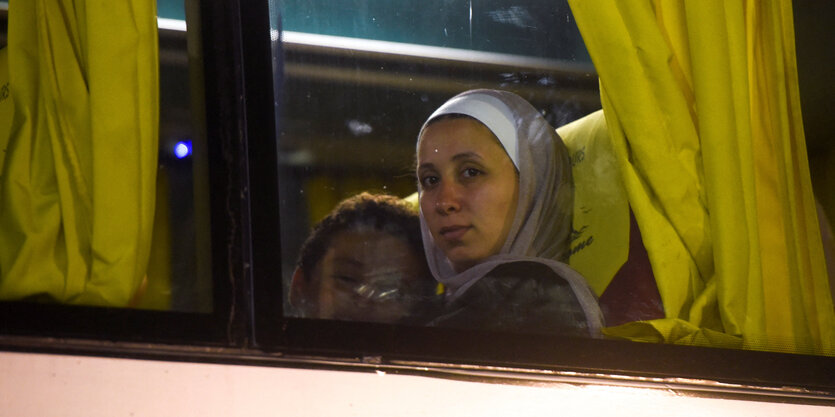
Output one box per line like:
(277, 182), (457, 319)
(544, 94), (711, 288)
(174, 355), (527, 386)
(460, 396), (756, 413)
(276, 0), (602, 334)
(281, 0), (590, 62)
(271, 0), (835, 357)
(155, 1), (213, 313)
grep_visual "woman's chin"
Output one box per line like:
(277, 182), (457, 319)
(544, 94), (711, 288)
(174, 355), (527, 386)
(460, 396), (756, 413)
(447, 254), (482, 274)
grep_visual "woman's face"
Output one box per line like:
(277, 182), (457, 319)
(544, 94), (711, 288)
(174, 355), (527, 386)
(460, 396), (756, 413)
(417, 117), (519, 272)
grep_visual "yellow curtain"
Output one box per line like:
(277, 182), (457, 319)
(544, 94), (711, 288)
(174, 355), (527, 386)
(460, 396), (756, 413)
(0, 1), (159, 306)
(568, 0), (834, 355)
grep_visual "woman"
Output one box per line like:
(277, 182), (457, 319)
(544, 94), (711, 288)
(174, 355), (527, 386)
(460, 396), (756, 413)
(416, 89), (603, 336)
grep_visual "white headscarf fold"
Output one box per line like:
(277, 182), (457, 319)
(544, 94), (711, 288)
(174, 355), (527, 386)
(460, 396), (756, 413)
(417, 89), (600, 330)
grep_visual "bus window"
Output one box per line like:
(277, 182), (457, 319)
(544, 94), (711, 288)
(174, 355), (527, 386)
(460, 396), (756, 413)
(265, 0), (835, 359)
(273, 0), (600, 326)
(0, 0), (237, 345)
(0, 2), (212, 313)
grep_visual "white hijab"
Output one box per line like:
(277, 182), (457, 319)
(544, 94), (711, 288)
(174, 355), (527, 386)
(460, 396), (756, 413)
(417, 89), (602, 331)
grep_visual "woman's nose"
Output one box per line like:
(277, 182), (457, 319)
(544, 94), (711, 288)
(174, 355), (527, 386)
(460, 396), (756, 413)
(435, 182), (461, 214)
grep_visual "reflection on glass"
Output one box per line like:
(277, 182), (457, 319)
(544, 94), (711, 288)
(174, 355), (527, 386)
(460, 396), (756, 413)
(281, 0), (589, 62)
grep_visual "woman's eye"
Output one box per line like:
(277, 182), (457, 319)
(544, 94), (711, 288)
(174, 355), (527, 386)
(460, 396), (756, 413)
(420, 175), (439, 188)
(462, 167), (482, 178)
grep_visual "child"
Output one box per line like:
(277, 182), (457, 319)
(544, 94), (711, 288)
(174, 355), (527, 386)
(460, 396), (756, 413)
(290, 192), (437, 324)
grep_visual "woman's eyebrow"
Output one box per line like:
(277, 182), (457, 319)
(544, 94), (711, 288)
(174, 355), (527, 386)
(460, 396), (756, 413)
(417, 162), (435, 171)
(452, 151), (483, 162)
(418, 152), (483, 171)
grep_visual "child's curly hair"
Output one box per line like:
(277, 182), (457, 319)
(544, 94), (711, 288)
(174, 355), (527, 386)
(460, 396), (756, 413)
(296, 192), (425, 281)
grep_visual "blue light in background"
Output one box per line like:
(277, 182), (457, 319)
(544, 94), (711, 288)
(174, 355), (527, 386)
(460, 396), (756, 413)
(174, 140), (192, 159)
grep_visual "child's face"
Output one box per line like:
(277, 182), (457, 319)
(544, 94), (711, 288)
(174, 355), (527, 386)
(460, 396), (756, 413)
(311, 227), (430, 323)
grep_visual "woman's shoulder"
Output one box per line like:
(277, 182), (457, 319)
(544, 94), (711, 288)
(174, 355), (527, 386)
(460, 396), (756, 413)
(433, 261), (595, 335)
(473, 261), (587, 311)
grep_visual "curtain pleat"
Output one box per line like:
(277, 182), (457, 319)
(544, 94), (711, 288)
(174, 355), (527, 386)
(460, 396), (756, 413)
(0, 0), (159, 306)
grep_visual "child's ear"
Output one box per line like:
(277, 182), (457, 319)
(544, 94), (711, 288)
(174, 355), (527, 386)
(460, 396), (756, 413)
(290, 267), (314, 316)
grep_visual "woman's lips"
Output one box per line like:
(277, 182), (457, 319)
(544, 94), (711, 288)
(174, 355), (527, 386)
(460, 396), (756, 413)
(439, 225), (471, 241)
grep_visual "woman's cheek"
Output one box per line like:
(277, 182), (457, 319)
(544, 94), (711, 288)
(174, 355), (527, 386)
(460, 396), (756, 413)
(419, 195), (439, 233)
